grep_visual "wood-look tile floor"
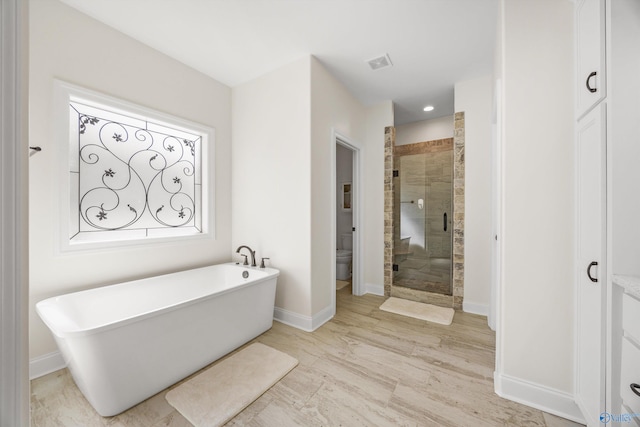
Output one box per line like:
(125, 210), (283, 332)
(30, 287), (584, 427)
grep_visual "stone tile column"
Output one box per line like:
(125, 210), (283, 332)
(452, 112), (465, 310)
(383, 126), (395, 297)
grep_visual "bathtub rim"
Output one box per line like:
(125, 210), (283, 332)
(36, 263), (279, 339)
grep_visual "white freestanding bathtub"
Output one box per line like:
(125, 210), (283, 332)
(36, 263), (279, 417)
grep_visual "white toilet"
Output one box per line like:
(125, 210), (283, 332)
(336, 232), (353, 280)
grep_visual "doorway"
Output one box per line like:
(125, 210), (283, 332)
(336, 144), (354, 294)
(332, 131), (362, 313)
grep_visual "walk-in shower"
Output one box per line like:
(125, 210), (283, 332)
(383, 113), (465, 310)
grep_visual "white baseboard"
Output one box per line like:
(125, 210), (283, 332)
(363, 282), (384, 296)
(311, 304), (334, 330)
(30, 351), (65, 380)
(273, 304), (334, 332)
(462, 301), (489, 316)
(495, 371), (586, 424)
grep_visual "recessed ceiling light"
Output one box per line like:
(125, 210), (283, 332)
(423, 105), (434, 112)
(366, 54), (393, 71)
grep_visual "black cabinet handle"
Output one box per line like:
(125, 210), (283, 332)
(586, 71), (597, 93)
(631, 383), (640, 397)
(587, 261), (598, 283)
(443, 212), (447, 232)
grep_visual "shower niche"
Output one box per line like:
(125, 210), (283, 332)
(384, 112), (465, 309)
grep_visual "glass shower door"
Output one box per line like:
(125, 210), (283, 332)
(394, 149), (453, 295)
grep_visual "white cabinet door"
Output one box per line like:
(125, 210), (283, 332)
(576, 0), (606, 119)
(576, 104), (607, 426)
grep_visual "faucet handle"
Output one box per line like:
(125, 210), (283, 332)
(240, 254), (249, 265)
(260, 257), (270, 268)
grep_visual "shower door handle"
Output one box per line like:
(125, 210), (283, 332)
(443, 212), (447, 232)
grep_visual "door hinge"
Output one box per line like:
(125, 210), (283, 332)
(392, 264), (399, 272)
(393, 170), (399, 177)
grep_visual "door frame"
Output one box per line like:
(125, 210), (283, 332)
(331, 130), (363, 310)
(490, 78), (503, 333)
(0, 0), (30, 424)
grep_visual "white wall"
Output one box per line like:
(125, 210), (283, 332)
(610, 0), (640, 276)
(455, 76), (493, 315)
(231, 57), (313, 319)
(310, 57), (368, 315)
(363, 101), (395, 295)
(395, 115), (453, 145)
(496, 0), (578, 418)
(29, 0), (232, 361)
(232, 56), (393, 327)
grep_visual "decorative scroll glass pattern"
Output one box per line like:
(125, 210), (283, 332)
(69, 100), (203, 242)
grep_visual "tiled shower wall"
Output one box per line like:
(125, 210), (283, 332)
(383, 127), (395, 298)
(452, 112), (465, 309)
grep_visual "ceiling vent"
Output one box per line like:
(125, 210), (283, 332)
(366, 54), (393, 71)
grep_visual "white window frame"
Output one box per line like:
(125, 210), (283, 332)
(54, 80), (214, 252)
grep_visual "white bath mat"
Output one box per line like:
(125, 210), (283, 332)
(165, 342), (298, 427)
(379, 297), (454, 325)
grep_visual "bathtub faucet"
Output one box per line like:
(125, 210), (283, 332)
(236, 245), (257, 267)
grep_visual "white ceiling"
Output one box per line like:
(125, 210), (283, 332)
(58, 0), (498, 125)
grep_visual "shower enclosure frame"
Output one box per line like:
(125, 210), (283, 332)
(383, 112), (465, 310)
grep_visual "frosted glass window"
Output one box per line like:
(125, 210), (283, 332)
(56, 81), (213, 250)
